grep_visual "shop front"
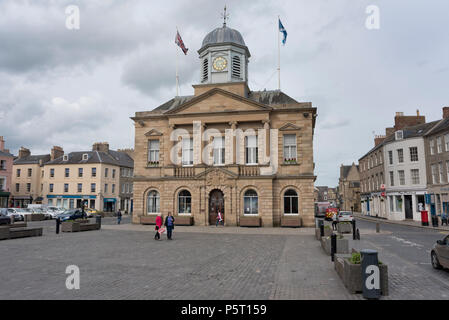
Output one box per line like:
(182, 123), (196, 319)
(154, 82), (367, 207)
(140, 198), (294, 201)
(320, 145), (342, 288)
(0, 191), (10, 208)
(103, 198), (117, 212)
(12, 196), (32, 208)
(47, 195), (97, 209)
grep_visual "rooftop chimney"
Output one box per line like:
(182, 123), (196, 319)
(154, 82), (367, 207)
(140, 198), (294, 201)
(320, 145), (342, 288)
(51, 146), (64, 160)
(18, 147), (31, 159)
(394, 111), (426, 131)
(0, 136), (4, 152)
(92, 142), (109, 153)
(443, 106), (449, 119)
(375, 135), (386, 147)
(385, 127), (395, 137)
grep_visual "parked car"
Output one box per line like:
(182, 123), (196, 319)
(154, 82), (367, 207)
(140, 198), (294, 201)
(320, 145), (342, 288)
(56, 209), (86, 222)
(337, 211), (354, 222)
(3, 208), (25, 221)
(431, 235), (449, 270)
(30, 208), (52, 220)
(0, 211), (11, 225)
(46, 206), (65, 218)
(85, 208), (98, 218)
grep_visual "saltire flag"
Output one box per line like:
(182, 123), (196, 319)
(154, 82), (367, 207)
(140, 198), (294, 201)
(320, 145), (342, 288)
(279, 18), (287, 45)
(175, 30), (188, 55)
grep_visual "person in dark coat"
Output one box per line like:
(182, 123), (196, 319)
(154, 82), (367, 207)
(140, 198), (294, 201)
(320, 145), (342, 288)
(117, 210), (122, 224)
(164, 212), (175, 240)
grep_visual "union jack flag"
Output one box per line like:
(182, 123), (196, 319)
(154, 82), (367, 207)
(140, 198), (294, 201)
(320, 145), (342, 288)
(175, 30), (188, 55)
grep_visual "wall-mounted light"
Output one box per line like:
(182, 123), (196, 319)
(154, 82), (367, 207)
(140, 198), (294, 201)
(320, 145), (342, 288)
(303, 113), (309, 118)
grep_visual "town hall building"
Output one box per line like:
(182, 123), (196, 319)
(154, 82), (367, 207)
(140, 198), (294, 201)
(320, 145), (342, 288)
(131, 20), (317, 227)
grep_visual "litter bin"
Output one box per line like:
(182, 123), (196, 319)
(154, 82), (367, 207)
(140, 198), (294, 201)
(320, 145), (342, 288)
(420, 211), (429, 226)
(431, 214), (438, 227)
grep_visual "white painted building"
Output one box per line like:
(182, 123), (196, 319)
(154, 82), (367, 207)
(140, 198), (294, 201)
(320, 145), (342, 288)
(383, 127), (432, 221)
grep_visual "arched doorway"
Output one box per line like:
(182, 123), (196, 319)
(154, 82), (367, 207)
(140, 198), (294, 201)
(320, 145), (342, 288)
(209, 189), (224, 225)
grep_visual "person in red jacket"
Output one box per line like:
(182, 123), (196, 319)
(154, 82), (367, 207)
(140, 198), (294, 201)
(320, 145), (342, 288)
(154, 214), (163, 240)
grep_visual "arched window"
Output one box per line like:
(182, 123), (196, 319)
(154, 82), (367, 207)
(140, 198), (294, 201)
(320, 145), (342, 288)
(284, 189), (298, 214)
(178, 190), (191, 214)
(202, 58), (208, 82)
(147, 190), (160, 213)
(232, 55), (241, 78)
(244, 189), (258, 214)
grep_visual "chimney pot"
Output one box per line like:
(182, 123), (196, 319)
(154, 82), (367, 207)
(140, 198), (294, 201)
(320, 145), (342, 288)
(443, 107), (449, 119)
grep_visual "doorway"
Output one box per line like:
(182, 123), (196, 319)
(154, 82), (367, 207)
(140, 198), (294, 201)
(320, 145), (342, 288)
(209, 189), (224, 225)
(404, 195), (413, 219)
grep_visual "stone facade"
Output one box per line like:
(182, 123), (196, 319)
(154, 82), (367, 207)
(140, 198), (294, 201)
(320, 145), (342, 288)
(131, 23), (317, 227)
(0, 137), (14, 208)
(337, 164), (360, 212)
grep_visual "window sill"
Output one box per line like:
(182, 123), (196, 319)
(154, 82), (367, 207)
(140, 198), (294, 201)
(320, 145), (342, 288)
(243, 214), (259, 216)
(178, 213), (192, 216)
(283, 213), (300, 216)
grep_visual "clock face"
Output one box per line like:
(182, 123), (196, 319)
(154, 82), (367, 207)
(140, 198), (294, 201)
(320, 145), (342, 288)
(213, 57), (227, 71)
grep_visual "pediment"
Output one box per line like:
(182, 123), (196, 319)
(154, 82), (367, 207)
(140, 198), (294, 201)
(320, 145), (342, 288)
(195, 167), (238, 180)
(165, 88), (272, 115)
(279, 123), (302, 131)
(144, 129), (163, 136)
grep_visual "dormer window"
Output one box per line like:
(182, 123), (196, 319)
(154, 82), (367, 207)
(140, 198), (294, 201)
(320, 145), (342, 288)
(63, 155), (68, 161)
(82, 154), (88, 161)
(395, 130), (403, 140)
(232, 55), (241, 78)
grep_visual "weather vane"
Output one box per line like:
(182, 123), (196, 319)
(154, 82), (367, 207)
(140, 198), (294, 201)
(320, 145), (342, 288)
(221, 5), (229, 26)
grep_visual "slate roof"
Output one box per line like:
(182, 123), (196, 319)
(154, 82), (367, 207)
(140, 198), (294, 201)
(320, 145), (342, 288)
(148, 90), (310, 115)
(13, 154), (51, 165)
(45, 150), (133, 168)
(202, 25), (246, 48)
(424, 118), (449, 137)
(359, 120), (439, 161)
(0, 150), (13, 158)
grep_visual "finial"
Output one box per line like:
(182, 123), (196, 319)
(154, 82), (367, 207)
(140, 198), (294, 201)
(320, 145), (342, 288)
(221, 5), (229, 27)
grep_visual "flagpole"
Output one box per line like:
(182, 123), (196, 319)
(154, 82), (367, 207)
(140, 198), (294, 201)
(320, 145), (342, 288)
(277, 15), (281, 91)
(176, 27), (179, 97)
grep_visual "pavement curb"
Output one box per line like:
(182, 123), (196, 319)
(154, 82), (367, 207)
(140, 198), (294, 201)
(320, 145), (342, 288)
(354, 214), (449, 232)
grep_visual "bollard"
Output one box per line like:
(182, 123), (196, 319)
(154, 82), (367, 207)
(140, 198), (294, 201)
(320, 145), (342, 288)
(96, 215), (102, 229)
(331, 233), (337, 261)
(352, 220), (356, 240)
(361, 249), (381, 299)
(357, 228), (361, 240)
(56, 217), (60, 234)
(320, 224), (324, 237)
(376, 223), (380, 233)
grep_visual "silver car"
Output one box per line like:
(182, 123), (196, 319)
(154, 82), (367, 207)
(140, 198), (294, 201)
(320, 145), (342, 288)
(4, 208), (25, 221)
(431, 235), (449, 270)
(337, 211), (354, 222)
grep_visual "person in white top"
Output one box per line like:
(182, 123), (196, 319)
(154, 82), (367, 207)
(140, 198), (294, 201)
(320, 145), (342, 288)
(332, 212), (338, 230)
(216, 210), (224, 227)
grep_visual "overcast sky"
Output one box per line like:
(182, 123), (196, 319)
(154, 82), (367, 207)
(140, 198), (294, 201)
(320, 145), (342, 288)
(0, 0), (448, 187)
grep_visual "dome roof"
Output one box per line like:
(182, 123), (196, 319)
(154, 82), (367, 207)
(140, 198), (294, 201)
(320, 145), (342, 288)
(201, 25), (246, 48)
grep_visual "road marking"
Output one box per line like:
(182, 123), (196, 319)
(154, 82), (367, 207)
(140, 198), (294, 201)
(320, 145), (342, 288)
(390, 235), (424, 248)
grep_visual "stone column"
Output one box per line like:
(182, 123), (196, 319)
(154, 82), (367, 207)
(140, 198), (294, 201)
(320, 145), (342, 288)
(228, 121), (238, 165)
(167, 124), (176, 166)
(262, 120), (270, 162)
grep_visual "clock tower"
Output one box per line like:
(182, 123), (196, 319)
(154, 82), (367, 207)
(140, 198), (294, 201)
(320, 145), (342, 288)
(198, 17), (251, 87)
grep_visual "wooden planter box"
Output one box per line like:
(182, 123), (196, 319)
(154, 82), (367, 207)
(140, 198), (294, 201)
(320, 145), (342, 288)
(10, 227), (43, 239)
(140, 215), (157, 225)
(337, 222), (352, 234)
(9, 222), (27, 229)
(175, 216), (193, 226)
(61, 221), (99, 232)
(334, 254), (389, 296)
(281, 216), (302, 227)
(239, 216), (261, 227)
(315, 227), (332, 240)
(0, 226), (10, 240)
(320, 236), (350, 255)
(25, 214), (46, 222)
(0, 225), (43, 240)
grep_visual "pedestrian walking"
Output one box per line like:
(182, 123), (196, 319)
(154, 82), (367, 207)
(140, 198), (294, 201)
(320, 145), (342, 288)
(332, 212), (337, 231)
(442, 212), (448, 226)
(216, 210), (224, 227)
(117, 209), (122, 224)
(154, 214), (163, 240)
(164, 212), (175, 240)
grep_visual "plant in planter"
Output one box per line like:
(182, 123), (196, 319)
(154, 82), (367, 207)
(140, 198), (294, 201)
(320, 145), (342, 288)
(148, 161), (159, 167)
